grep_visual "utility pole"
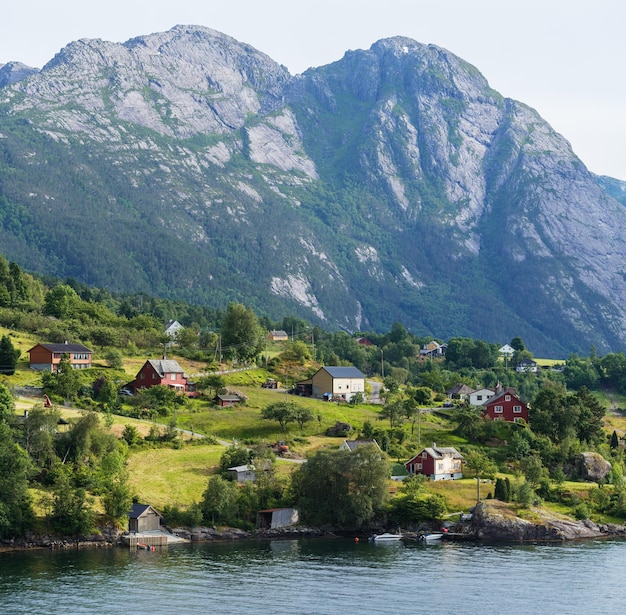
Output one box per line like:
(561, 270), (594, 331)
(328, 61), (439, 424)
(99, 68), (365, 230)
(381, 348), (384, 379)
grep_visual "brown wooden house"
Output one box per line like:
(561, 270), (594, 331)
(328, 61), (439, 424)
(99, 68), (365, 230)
(28, 342), (93, 372)
(128, 503), (163, 533)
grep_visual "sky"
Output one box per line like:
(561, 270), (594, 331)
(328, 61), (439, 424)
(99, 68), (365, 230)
(2, 0), (625, 179)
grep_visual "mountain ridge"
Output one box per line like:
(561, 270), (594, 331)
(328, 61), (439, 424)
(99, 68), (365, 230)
(1, 25), (625, 356)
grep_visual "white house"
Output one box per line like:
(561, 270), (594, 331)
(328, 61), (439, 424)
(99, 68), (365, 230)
(164, 320), (184, 338)
(499, 344), (515, 357)
(516, 359), (538, 373)
(468, 388), (496, 406)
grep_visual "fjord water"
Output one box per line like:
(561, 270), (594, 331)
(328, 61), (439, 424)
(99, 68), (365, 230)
(1, 538), (625, 614)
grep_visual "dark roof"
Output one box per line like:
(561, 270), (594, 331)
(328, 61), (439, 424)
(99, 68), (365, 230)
(29, 342), (92, 353)
(320, 366), (365, 379)
(217, 394), (240, 401)
(128, 503), (162, 519)
(483, 387), (521, 406)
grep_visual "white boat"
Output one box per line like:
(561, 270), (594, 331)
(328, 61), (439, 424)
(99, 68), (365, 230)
(370, 532), (403, 542)
(419, 532), (444, 543)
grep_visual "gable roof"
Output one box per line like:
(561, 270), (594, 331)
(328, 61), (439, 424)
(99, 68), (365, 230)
(147, 359), (185, 376)
(128, 503), (162, 519)
(407, 446), (464, 463)
(483, 387), (522, 406)
(29, 342), (92, 354)
(342, 439), (380, 451)
(446, 383), (473, 396)
(320, 366), (365, 379)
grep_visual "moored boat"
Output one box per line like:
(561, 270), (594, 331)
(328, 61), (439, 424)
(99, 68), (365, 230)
(370, 532), (403, 542)
(418, 532), (444, 543)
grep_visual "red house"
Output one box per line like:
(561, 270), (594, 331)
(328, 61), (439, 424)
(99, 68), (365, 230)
(28, 342), (93, 372)
(405, 445), (464, 480)
(127, 358), (193, 395)
(481, 387), (528, 423)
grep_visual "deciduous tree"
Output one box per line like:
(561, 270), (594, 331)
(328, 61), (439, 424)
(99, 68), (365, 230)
(292, 444), (389, 528)
(464, 450), (497, 502)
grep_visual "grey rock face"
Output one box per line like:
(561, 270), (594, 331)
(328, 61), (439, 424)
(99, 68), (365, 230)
(0, 62), (38, 87)
(576, 452), (612, 482)
(1, 26), (626, 352)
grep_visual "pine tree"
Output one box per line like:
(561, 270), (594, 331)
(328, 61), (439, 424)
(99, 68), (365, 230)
(494, 477), (507, 501)
(0, 335), (20, 375)
(610, 430), (620, 450)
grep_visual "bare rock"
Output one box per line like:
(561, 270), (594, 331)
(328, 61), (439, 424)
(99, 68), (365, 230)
(576, 452), (611, 482)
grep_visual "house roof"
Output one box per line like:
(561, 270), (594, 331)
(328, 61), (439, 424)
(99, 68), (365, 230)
(147, 359), (185, 376)
(406, 446), (464, 464)
(483, 387), (522, 406)
(320, 366), (365, 379)
(29, 342), (92, 354)
(446, 383), (473, 396)
(128, 503), (162, 519)
(228, 464), (255, 472)
(342, 439), (380, 451)
(217, 394), (240, 402)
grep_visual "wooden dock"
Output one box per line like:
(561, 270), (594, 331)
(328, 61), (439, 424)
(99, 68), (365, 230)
(125, 534), (169, 549)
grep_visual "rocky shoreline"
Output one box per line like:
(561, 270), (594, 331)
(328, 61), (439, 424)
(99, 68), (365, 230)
(4, 502), (626, 552)
(466, 501), (626, 542)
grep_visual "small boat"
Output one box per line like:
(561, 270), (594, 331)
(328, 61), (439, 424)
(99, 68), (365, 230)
(370, 532), (403, 542)
(419, 532), (444, 543)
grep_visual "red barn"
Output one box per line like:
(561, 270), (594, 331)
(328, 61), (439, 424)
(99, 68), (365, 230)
(481, 387), (528, 423)
(404, 445), (464, 480)
(127, 358), (191, 395)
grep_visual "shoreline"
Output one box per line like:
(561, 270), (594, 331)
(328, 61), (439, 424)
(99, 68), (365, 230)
(4, 501), (626, 553)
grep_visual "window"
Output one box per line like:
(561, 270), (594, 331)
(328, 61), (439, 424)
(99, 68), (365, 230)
(513, 405), (522, 413)
(422, 452), (427, 459)
(494, 406), (503, 413)
(505, 395), (511, 401)
(171, 373), (176, 381)
(140, 373), (145, 380)
(416, 463), (422, 470)
(477, 395), (483, 401)
(152, 373), (156, 380)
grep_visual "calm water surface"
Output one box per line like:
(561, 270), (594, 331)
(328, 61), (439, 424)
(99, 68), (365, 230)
(1, 537), (625, 614)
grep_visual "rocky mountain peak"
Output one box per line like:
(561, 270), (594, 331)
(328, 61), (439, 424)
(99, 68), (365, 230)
(0, 26), (625, 354)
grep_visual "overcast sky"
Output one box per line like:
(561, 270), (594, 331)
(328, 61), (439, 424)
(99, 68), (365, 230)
(3, 0), (625, 179)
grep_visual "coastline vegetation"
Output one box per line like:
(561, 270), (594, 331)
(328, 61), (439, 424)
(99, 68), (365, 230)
(1, 253), (626, 540)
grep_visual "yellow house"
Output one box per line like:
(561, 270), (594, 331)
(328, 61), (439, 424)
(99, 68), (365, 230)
(297, 366), (365, 402)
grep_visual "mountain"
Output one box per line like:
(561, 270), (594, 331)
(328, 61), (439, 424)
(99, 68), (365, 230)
(1, 24), (626, 356)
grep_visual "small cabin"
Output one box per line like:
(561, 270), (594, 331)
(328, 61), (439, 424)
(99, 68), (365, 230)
(256, 508), (299, 529)
(128, 504), (163, 533)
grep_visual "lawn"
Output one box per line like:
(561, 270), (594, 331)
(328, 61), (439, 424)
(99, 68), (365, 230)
(127, 442), (225, 509)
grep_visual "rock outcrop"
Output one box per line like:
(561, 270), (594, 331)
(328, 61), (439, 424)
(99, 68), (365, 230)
(469, 501), (626, 542)
(576, 452), (612, 482)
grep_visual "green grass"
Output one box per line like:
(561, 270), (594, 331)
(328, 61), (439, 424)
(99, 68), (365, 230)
(127, 442), (225, 510)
